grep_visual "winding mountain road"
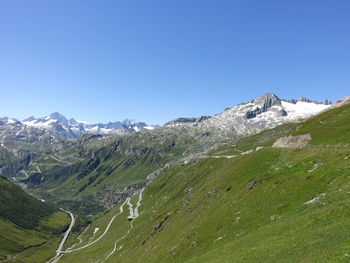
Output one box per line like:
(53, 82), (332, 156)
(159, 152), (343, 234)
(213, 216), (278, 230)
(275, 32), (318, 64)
(66, 225), (90, 251)
(102, 188), (145, 262)
(49, 188), (145, 263)
(47, 209), (75, 263)
(210, 155), (236, 159)
(19, 170), (29, 179)
(49, 155), (72, 165)
(62, 200), (128, 253)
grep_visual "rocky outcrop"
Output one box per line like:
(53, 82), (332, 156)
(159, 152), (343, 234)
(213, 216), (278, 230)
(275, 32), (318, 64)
(98, 183), (146, 209)
(272, 134), (312, 148)
(331, 96), (350, 109)
(285, 97), (332, 105)
(246, 94), (287, 119)
(164, 116), (211, 126)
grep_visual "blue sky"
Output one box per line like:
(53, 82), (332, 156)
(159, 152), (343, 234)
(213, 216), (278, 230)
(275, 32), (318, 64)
(0, 0), (349, 124)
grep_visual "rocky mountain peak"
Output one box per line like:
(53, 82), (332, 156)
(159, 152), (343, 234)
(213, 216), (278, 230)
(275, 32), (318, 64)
(19, 112), (156, 138)
(47, 112), (68, 124)
(285, 97), (332, 105)
(322, 99), (332, 105)
(252, 93), (282, 107)
(246, 93), (286, 119)
(23, 116), (36, 122)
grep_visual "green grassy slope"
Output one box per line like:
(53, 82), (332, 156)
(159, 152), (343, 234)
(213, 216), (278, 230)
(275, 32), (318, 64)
(26, 128), (222, 214)
(0, 175), (70, 262)
(59, 103), (350, 263)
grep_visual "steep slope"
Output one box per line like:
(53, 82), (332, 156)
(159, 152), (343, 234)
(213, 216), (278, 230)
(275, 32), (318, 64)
(0, 174), (70, 262)
(58, 102), (350, 263)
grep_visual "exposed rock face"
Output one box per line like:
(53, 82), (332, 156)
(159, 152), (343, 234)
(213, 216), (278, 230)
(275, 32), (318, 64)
(272, 134), (312, 148)
(163, 93), (331, 139)
(164, 116), (211, 126)
(285, 97), (332, 105)
(331, 96), (350, 108)
(99, 183), (145, 209)
(246, 94), (287, 119)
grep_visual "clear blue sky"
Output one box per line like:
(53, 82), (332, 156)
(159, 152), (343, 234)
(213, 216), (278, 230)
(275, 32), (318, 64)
(0, 0), (349, 124)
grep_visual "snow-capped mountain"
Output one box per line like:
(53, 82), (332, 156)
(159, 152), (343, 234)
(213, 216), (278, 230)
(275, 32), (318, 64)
(21, 112), (156, 138)
(0, 93), (333, 143)
(0, 117), (20, 125)
(165, 93), (332, 137)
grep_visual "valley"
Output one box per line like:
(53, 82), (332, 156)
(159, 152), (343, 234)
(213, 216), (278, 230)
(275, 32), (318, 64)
(0, 94), (349, 262)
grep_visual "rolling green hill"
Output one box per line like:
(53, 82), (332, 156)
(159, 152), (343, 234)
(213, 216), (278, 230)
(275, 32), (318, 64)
(57, 103), (350, 262)
(0, 174), (70, 262)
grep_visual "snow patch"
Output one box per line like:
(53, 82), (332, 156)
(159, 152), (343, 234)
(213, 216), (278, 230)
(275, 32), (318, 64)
(281, 101), (330, 120)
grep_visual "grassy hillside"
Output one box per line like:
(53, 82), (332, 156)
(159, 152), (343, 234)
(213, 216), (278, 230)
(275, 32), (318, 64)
(26, 127), (227, 214)
(0, 174), (70, 262)
(58, 103), (350, 263)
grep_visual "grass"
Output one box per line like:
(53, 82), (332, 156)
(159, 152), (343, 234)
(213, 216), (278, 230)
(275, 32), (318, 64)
(0, 174), (58, 229)
(0, 211), (70, 262)
(0, 175), (70, 261)
(0, 219), (46, 257)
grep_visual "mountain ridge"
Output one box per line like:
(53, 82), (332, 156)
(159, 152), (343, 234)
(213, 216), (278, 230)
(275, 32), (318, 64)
(164, 93), (331, 138)
(0, 113), (157, 139)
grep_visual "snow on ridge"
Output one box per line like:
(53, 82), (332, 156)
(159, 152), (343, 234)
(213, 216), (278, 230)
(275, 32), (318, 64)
(167, 95), (333, 139)
(76, 120), (89, 125)
(7, 119), (16, 124)
(23, 119), (56, 128)
(281, 101), (331, 119)
(99, 127), (113, 134)
(85, 126), (99, 133)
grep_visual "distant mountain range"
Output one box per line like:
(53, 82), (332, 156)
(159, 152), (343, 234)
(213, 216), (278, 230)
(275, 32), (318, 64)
(0, 113), (157, 139)
(0, 94), (332, 141)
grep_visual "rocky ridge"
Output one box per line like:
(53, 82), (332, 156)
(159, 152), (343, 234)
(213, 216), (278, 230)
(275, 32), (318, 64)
(164, 93), (331, 138)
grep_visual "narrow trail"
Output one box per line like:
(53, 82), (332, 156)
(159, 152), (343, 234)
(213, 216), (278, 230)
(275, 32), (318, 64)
(87, 227), (100, 245)
(49, 155), (72, 165)
(46, 210), (75, 263)
(19, 170), (29, 179)
(102, 188), (145, 263)
(31, 163), (64, 166)
(210, 155), (236, 159)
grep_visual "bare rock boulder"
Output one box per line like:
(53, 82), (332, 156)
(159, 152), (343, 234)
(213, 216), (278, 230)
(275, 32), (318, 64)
(272, 134), (312, 148)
